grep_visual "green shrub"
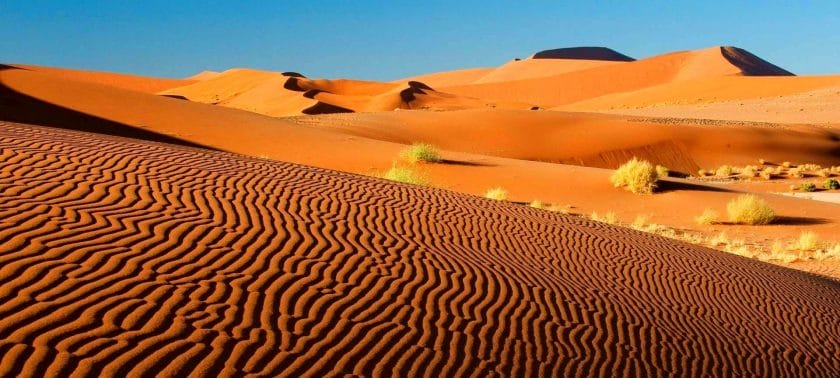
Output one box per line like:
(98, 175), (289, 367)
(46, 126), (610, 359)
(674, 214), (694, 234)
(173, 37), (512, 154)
(381, 166), (428, 185)
(610, 158), (658, 194)
(824, 178), (840, 190)
(484, 187), (508, 201)
(799, 182), (817, 192)
(726, 194), (775, 225)
(399, 143), (442, 164)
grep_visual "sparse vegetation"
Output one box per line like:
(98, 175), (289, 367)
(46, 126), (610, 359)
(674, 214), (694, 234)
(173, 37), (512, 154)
(610, 157), (658, 194)
(797, 231), (819, 251)
(590, 211), (617, 224)
(695, 208), (719, 225)
(399, 143), (442, 164)
(655, 165), (669, 179)
(787, 168), (803, 178)
(529, 200), (544, 209)
(824, 178), (840, 190)
(726, 194), (774, 225)
(715, 165), (733, 177)
(484, 187), (508, 201)
(799, 182), (817, 192)
(381, 166), (428, 185)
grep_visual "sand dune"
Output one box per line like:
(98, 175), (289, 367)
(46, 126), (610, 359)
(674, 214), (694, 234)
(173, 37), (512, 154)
(439, 46), (799, 107)
(1, 122), (838, 376)
(8, 64), (191, 93)
(287, 109), (840, 173)
(162, 69), (531, 117)
(185, 70), (221, 81)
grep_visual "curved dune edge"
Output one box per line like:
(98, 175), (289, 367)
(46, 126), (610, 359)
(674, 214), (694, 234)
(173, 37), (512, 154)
(7, 64), (192, 93)
(161, 69), (533, 116)
(1, 122), (839, 376)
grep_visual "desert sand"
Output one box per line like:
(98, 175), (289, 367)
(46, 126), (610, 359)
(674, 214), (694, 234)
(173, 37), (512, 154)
(2, 45), (840, 375)
(1, 123), (838, 376)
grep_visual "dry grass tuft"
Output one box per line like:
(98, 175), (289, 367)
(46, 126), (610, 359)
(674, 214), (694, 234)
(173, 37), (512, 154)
(695, 208), (719, 225)
(380, 166), (429, 186)
(726, 195), (774, 225)
(610, 158), (658, 194)
(484, 187), (508, 201)
(399, 143), (442, 164)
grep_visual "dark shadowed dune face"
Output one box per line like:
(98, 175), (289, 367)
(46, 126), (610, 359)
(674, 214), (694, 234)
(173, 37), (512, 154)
(0, 122), (839, 376)
(532, 47), (636, 61)
(720, 46), (795, 76)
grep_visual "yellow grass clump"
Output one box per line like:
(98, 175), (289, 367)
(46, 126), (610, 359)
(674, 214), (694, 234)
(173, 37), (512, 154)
(529, 200), (544, 209)
(695, 208), (719, 225)
(726, 195), (774, 225)
(610, 158), (658, 194)
(399, 143), (442, 164)
(381, 166), (429, 186)
(484, 187), (508, 201)
(655, 165), (669, 179)
(797, 231), (819, 251)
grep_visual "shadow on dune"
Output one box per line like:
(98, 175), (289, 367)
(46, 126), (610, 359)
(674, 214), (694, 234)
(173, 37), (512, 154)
(656, 179), (736, 193)
(440, 159), (495, 167)
(771, 216), (831, 226)
(0, 65), (212, 149)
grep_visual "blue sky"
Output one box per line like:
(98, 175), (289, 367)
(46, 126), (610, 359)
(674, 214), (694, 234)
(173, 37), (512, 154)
(2, 1), (838, 80)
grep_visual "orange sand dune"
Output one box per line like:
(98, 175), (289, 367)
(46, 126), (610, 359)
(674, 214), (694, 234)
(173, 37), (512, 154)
(396, 67), (494, 87)
(162, 69), (533, 116)
(472, 58), (625, 84)
(287, 109), (840, 174)
(159, 68), (317, 116)
(9, 64), (191, 93)
(439, 46), (795, 107)
(3, 62), (839, 262)
(1, 122), (838, 376)
(185, 70), (221, 81)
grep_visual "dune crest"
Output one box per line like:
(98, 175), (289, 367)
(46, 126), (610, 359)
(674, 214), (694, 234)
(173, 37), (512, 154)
(530, 46), (636, 61)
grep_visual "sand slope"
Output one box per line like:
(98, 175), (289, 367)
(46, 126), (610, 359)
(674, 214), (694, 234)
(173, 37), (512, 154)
(1, 122), (838, 376)
(8, 64), (191, 93)
(161, 69), (532, 116)
(439, 46), (798, 107)
(287, 109), (840, 173)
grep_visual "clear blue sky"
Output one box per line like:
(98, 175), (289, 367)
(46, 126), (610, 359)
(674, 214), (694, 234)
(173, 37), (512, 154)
(2, 1), (838, 80)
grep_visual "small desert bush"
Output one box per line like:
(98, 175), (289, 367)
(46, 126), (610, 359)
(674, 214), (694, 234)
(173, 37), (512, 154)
(697, 169), (709, 177)
(631, 214), (650, 230)
(484, 187), (508, 201)
(799, 182), (817, 192)
(787, 168), (803, 178)
(655, 165), (669, 179)
(816, 168), (830, 178)
(529, 199), (544, 209)
(799, 163), (821, 172)
(715, 165), (733, 177)
(782, 161), (792, 168)
(591, 211), (617, 224)
(399, 143), (442, 164)
(740, 166), (758, 178)
(758, 158), (767, 165)
(824, 178), (840, 190)
(610, 158), (658, 194)
(726, 194), (775, 225)
(381, 166), (428, 185)
(760, 168), (774, 180)
(695, 208), (719, 225)
(797, 231), (819, 251)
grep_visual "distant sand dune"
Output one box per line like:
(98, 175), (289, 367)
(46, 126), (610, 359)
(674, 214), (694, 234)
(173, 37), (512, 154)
(1, 122), (838, 376)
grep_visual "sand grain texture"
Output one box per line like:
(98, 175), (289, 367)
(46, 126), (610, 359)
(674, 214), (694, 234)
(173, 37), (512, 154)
(1, 122), (839, 376)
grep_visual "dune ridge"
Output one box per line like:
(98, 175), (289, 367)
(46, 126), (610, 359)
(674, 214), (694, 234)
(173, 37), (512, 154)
(1, 122), (839, 376)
